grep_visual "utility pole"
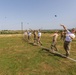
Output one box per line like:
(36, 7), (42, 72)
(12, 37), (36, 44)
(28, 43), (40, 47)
(21, 22), (23, 33)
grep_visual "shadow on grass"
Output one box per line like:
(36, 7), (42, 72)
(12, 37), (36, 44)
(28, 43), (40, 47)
(29, 42), (39, 46)
(41, 47), (66, 58)
(22, 38), (28, 42)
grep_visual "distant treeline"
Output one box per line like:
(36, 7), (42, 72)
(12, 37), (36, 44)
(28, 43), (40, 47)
(0, 29), (75, 34)
(0, 30), (23, 34)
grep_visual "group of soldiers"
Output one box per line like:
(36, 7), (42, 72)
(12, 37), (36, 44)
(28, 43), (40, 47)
(23, 24), (76, 57)
(23, 29), (42, 45)
(51, 24), (76, 57)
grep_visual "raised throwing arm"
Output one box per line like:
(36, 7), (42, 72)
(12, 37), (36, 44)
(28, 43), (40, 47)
(60, 24), (67, 31)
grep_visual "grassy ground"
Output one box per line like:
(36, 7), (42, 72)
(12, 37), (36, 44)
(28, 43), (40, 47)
(0, 33), (76, 75)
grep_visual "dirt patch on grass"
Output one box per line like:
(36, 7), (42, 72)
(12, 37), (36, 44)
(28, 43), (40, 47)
(0, 34), (22, 37)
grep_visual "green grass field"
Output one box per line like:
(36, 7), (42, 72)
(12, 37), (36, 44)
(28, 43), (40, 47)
(0, 34), (76, 75)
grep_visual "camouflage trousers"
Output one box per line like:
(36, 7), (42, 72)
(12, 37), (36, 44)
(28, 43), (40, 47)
(64, 41), (71, 56)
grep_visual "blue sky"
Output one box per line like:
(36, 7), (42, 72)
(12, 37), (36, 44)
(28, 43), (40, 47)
(0, 0), (76, 30)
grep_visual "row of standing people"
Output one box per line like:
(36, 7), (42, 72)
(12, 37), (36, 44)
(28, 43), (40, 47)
(23, 30), (42, 45)
(23, 24), (76, 57)
(51, 24), (76, 57)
